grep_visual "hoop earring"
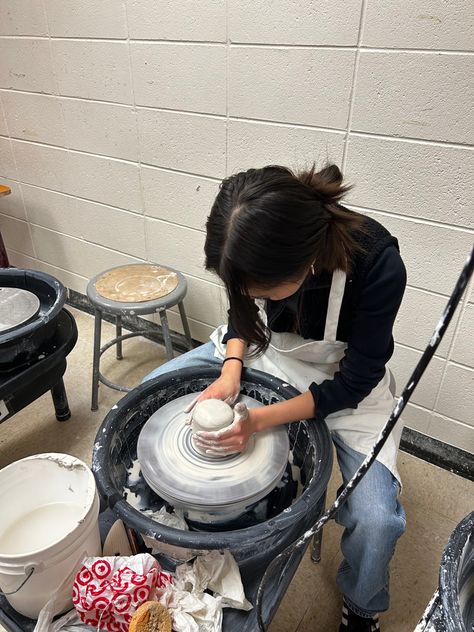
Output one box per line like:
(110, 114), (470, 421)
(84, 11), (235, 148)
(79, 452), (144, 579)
(311, 263), (316, 275)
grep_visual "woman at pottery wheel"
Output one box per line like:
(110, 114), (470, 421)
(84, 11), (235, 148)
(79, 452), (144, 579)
(145, 163), (407, 632)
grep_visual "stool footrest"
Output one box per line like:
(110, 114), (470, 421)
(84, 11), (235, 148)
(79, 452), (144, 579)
(98, 371), (132, 393)
(98, 332), (146, 394)
(99, 331), (145, 356)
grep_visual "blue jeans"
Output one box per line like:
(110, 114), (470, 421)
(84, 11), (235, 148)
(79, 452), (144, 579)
(143, 342), (406, 617)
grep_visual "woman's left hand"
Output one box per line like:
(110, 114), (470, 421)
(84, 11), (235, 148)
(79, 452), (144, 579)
(193, 402), (256, 454)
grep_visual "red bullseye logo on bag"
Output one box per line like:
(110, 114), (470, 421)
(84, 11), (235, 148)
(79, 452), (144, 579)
(73, 554), (172, 631)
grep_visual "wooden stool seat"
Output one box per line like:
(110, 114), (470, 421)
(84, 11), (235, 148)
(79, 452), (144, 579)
(95, 264), (179, 303)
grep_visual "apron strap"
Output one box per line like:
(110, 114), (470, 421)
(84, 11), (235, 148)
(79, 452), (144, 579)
(324, 269), (347, 342)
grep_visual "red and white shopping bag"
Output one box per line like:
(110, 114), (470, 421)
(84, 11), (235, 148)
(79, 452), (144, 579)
(73, 554), (172, 631)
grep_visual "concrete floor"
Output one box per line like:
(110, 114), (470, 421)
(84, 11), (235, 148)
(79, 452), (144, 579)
(0, 306), (472, 631)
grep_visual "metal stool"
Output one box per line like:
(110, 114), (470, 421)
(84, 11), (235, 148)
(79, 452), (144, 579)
(87, 263), (192, 411)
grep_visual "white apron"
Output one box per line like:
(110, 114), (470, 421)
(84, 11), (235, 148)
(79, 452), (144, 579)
(210, 270), (403, 484)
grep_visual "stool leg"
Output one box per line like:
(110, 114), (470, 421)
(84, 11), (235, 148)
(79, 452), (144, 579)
(51, 377), (71, 421)
(311, 527), (323, 564)
(159, 309), (174, 361)
(178, 301), (193, 350)
(91, 309), (102, 411)
(116, 315), (123, 360)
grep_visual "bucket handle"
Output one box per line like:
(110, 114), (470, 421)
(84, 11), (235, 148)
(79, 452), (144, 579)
(0, 563), (36, 596)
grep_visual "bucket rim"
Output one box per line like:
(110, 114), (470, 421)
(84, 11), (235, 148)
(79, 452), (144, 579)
(0, 453), (98, 562)
(93, 366), (333, 549)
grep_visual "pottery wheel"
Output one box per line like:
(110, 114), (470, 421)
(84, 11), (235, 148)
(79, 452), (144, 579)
(137, 394), (290, 512)
(95, 264), (179, 303)
(0, 287), (41, 334)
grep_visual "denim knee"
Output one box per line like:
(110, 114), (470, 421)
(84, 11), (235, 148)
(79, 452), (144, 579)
(354, 502), (406, 543)
(337, 473), (406, 540)
(339, 491), (406, 553)
(142, 341), (220, 383)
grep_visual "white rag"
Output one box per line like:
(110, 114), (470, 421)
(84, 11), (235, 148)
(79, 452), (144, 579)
(159, 550), (252, 632)
(141, 506), (189, 531)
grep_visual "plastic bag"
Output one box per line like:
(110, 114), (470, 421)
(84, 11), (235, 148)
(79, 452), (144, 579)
(73, 553), (172, 631)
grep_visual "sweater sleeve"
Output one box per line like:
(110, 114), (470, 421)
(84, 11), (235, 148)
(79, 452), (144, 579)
(222, 316), (240, 344)
(309, 246), (407, 420)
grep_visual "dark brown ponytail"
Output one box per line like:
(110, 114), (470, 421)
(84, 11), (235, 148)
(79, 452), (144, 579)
(296, 163), (365, 273)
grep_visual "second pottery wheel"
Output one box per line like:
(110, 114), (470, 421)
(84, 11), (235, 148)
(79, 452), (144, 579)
(137, 393), (290, 522)
(0, 287), (40, 334)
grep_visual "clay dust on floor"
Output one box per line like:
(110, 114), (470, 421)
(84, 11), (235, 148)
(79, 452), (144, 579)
(0, 307), (472, 632)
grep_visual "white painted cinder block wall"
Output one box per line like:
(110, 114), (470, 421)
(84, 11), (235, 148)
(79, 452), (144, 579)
(0, 1), (473, 453)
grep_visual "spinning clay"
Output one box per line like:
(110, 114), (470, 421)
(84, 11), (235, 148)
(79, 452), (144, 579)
(192, 399), (234, 456)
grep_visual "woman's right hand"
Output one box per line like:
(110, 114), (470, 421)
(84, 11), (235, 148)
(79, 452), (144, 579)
(184, 339), (246, 423)
(183, 371), (241, 423)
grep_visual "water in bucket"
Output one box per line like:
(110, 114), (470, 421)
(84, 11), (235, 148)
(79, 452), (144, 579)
(0, 502), (85, 555)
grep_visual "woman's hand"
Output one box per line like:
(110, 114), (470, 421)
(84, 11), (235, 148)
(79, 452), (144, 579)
(193, 402), (255, 454)
(183, 372), (241, 423)
(184, 341), (245, 422)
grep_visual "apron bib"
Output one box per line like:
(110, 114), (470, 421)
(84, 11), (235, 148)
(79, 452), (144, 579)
(210, 269), (403, 484)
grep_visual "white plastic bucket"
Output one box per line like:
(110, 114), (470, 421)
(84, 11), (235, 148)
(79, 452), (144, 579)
(0, 453), (101, 618)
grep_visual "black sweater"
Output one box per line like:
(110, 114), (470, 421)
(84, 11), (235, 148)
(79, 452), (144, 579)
(222, 215), (407, 421)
